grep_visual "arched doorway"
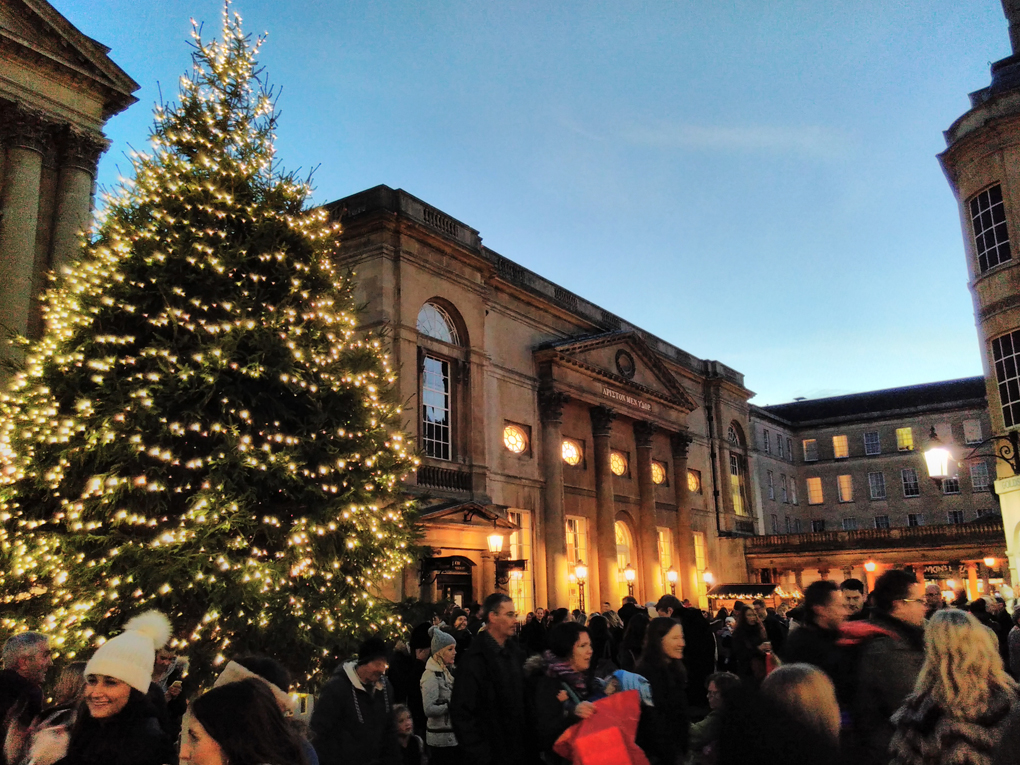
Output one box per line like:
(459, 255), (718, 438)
(616, 520), (635, 596)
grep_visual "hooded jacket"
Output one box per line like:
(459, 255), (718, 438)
(311, 661), (399, 765)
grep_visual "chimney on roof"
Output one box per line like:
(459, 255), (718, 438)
(1004, 0), (1020, 55)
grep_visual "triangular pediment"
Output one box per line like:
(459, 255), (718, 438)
(535, 331), (698, 413)
(1, 0), (138, 113)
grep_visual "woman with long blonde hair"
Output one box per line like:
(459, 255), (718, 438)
(890, 609), (1020, 765)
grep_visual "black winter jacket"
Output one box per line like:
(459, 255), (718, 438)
(311, 662), (399, 765)
(635, 659), (689, 765)
(450, 632), (534, 765)
(55, 692), (174, 765)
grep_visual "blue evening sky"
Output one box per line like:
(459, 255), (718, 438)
(59, 1), (1010, 405)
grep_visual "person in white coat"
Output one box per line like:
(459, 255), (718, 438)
(420, 626), (459, 765)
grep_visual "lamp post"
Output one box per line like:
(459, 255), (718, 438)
(666, 566), (678, 596)
(487, 527), (505, 592)
(575, 560), (588, 613)
(924, 425), (1020, 484)
(624, 563), (636, 597)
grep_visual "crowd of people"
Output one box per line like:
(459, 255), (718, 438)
(2, 570), (1020, 764)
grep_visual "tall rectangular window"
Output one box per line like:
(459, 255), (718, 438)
(901, 468), (920, 497)
(807, 477), (824, 505)
(948, 510), (965, 525)
(780, 474), (789, 503)
(767, 470), (775, 500)
(842, 517), (858, 531)
(963, 419), (984, 444)
(793, 518), (802, 533)
(803, 439), (819, 462)
(837, 474), (853, 502)
(970, 184), (1012, 273)
(657, 528), (673, 595)
(787, 438), (793, 460)
(942, 476), (960, 495)
(896, 427), (914, 452)
(777, 437), (785, 459)
(565, 517), (588, 612)
(971, 462), (991, 492)
(693, 532), (709, 610)
(864, 431), (881, 456)
(421, 356), (451, 460)
(771, 514), (779, 534)
(763, 429), (771, 454)
(874, 515), (890, 529)
(908, 513), (924, 527)
(730, 454), (750, 516)
(811, 519), (825, 532)
(790, 479), (798, 505)
(833, 435), (849, 459)
(785, 516), (792, 534)
(508, 511), (534, 617)
(868, 471), (886, 500)
(992, 329), (1020, 428)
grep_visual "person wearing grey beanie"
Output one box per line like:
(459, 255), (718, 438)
(421, 625), (459, 763)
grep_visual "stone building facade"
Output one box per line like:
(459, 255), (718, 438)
(0, 0), (137, 364)
(746, 378), (1006, 598)
(327, 185), (758, 612)
(939, 0), (1020, 586)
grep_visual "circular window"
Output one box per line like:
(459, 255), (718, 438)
(503, 424), (528, 454)
(687, 469), (701, 493)
(615, 349), (636, 379)
(610, 451), (628, 476)
(562, 439), (582, 466)
(651, 461), (666, 485)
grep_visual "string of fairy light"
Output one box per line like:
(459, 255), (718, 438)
(0, 4), (419, 685)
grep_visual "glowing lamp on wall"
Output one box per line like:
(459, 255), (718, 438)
(923, 426), (952, 483)
(487, 531), (505, 554)
(984, 556), (997, 568)
(702, 571), (714, 584)
(864, 560), (877, 573)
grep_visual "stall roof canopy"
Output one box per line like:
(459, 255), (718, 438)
(707, 584), (778, 599)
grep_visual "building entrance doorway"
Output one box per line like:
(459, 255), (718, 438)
(438, 572), (473, 606)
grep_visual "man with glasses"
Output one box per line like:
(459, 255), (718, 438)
(0, 632), (51, 765)
(850, 569), (926, 765)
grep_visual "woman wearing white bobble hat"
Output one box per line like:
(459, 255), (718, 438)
(420, 625), (460, 765)
(52, 611), (176, 765)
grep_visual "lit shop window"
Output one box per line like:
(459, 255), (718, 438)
(610, 451), (628, 476)
(562, 439), (582, 466)
(651, 461), (667, 485)
(503, 424), (528, 454)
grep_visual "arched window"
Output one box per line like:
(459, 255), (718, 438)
(727, 421), (750, 517)
(727, 423), (744, 446)
(615, 521), (634, 582)
(417, 302), (460, 345)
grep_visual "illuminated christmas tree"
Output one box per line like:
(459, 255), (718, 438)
(0, 6), (417, 687)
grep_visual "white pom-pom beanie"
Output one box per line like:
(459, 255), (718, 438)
(84, 611), (172, 693)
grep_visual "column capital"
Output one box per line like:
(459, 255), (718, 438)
(538, 388), (569, 423)
(59, 126), (108, 176)
(0, 104), (56, 154)
(670, 431), (694, 459)
(633, 421), (657, 448)
(589, 405), (616, 437)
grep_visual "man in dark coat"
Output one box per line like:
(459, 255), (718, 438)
(450, 592), (535, 765)
(0, 632), (50, 765)
(388, 622), (430, 736)
(519, 606), (547, 655)
(780, 581), (849, 697)
(752, 598), (788, 654)
(311, 636), (400, 765)
(850, 569), (926, 765)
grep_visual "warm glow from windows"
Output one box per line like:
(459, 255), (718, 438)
(610, 451), (628, 476)
(833, 435), (849, 459)
(837, 474), (853, 502)
(502, 424), (527, 454)
(896, 427), (914, 452)
(651, 461), (666, 484)
(687, 469), (702, 493)
(807, 477), (824, 505)
(561, 440), (582, 466)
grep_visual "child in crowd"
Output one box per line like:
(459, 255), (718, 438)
(394, 704), (425, 765)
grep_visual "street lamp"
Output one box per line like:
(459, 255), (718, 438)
(575, 560), (588, 613)
(666, 566), (678, 596)
(624, 563), (636, 597)
(985, 556), (997, 568)
(864, 560), (877, 573)
(924, 425), (1020, 483)
(487, 529), (505, 555)
(702, 571), (714, 585)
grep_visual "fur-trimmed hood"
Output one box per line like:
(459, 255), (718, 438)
(890, 687), (1020, 765)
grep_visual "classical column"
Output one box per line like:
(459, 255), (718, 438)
(634, 421), (660, 602)
(539, 389), (570, 609)
(671, 431), (699, 604)
(967, 561), (979, 601)
(51, 128), (106, 276)
(591, 405), (619, 608)
(481, 552), (496, 600)
(0, 108), (51, 362)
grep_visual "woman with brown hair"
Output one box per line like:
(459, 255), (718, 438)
(729, 606), (769, 684)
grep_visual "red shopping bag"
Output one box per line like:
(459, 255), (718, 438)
(552, 689), (650, 765)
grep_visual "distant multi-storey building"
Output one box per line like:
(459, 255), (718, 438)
(744, 378), (1005, 598)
